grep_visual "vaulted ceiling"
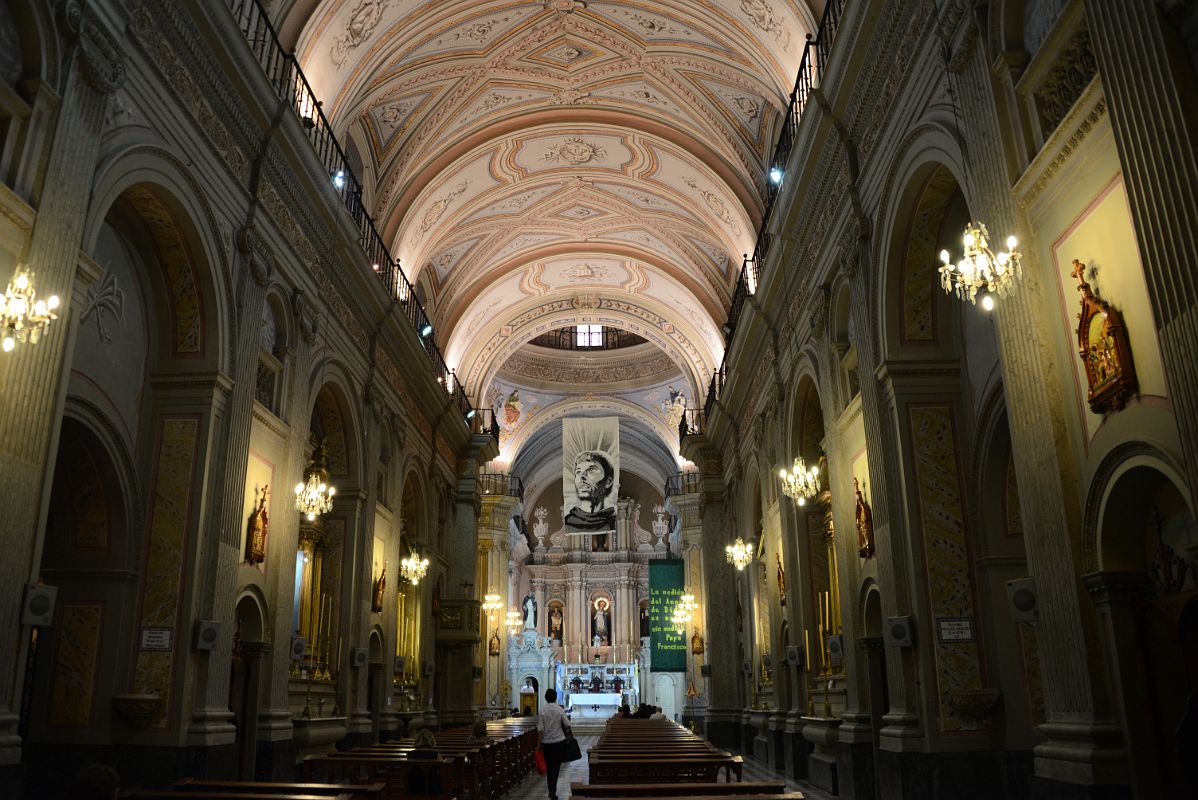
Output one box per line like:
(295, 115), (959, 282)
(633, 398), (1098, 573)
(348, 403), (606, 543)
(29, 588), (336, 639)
(275, 0), (818, 466)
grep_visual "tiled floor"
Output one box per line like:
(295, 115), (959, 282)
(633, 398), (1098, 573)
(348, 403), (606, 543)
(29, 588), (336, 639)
(508, 733), (836, 800)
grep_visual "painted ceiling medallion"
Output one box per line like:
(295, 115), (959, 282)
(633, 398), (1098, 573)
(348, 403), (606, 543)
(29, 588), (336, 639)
(543, 138), (607, 165)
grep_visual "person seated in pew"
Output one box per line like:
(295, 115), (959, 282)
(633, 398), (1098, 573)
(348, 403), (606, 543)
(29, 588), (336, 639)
(407, 728), (443, 796)
(649, 705), (666, 720)
(631, 703), (653, 718)
(65, 764), (119, 800)
(616, 703), (631, 719)
(467, 719), (490, 745)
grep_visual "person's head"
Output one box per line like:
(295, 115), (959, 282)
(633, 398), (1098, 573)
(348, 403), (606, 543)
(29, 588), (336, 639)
(523, 705), (531, 715)
(66, 765), (119, 800)
(472, 719), (488, 739)
(545, 688), (558, 703)
(573, 451), (614, 509)
(619, 703), (630, 715)
(414, 728), (437, 749)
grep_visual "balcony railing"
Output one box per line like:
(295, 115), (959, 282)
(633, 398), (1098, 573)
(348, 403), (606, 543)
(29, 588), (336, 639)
(721, 0), (846, 338)
(224, 0), (474, 421)
(709, 0), (847, 414)
(479, 472), (524, 500)
(678, 407), (704, 439)
(470, 408), (501, 444)
(664, 471), (702, 497)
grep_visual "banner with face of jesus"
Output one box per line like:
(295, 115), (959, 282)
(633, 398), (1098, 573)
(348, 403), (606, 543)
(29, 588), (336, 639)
(562, 417), (620, 534)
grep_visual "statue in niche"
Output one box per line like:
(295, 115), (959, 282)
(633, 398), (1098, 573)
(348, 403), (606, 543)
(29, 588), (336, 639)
(532, 506), (549, 549)
(776, 552), (786, 606)
(522, 592), (537, 629)
(245, 485), (269, 564)
(549, 606), (563, 642)
(855, 478), (875, 559)
(592, 597), (610, 645)
(639, 603), (649, 638)
(372, 560), (387, 613)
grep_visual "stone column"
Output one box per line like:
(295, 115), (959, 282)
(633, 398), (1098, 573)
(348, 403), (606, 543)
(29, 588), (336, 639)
(189, 228), (273, 744)
(1086, 0), (1198, 508)
(257, 291), (317, 774)
(0, 8), (122, 765)
(237, 641), (270, 780)
(1083, 572), (1155, 794)
(568, 568), (585, 662)
(698, 473), (740, 747)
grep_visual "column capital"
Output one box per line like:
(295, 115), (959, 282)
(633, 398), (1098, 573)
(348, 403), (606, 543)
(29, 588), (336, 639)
(1082, 571), (1152, 606)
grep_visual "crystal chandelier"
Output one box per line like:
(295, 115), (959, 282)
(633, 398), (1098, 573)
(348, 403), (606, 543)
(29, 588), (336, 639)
(725, 538), (752, 571)
(938, 222), (1023, 310)
(2, 266), (60, 352)
(505, 608), (523, 637)
(294, 440), (336, 521)
(482, 592), (503, 621)
(672, 593), (698, 633)
(400, 550), (430, 585)
(779, 457), (819, 505)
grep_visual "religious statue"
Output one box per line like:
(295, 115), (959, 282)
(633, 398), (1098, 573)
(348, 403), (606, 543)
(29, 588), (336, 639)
(489, 631), (501, 656)
(855, 478), (875, 559)
(549, 606), (563, 642)
(776, 552), (786, 606)
(245, 485), (269, 564)
(372, 560), (387, 613)
(1070, 259), (1137, 414)
(522, 593), (537, 629)
(592, 597), (610, 644)
(639, 603), (650, 638)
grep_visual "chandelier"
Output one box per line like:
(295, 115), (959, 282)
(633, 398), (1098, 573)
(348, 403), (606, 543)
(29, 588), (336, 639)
(779, 457), (819, 505)
(672, 593), (698, 633)
(482, 592), (503, 621)
(2, 266), (60, 352)
(725, 538), (752, 571)
(938, 222), (1023, 310)
(400, 550), (430, 585)
(294, 440), (335, 521)
(505, 608), (523, 637)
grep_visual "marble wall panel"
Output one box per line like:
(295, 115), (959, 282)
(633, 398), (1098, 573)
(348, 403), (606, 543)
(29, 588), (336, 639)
(132, 417), (199, 723)
(908, 405), (986, 733)
(48, 604), (103, 727)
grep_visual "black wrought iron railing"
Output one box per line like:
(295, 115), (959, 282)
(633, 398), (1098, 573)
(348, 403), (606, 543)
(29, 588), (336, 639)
(664, 471), (702, 497)
(709, 0), (847, 413)
(678, 408), (704, 439)
(224, 0), (474, 421)
(479, 472), (524, 500)
(470, 408), (501, 444)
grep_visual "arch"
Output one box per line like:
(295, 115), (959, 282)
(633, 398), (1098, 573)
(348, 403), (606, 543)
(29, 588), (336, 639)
(1083, 442), (1194, 573)
(86, 145), (234, 373)
(369, 627), (385, 664)
(861, 582), (883, 639)
(872, 122), (970, 362)
(234, 591), (267, 643)
(308, 378), (362, 485)
(1, 0), (60, 89)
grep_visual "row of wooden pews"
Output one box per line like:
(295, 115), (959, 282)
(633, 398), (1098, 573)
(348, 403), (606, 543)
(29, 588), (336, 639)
(581, 719), (803, 800)
(121, 719), (536, 800)
(302, 719), (538, 800)
(587, 719), (747, 785)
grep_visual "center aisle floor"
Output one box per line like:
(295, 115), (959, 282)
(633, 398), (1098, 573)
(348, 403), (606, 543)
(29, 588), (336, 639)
(505, 732), (836, 800)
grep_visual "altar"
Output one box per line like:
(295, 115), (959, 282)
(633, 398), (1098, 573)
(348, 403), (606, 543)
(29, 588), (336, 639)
(567, 692), (623, 718)
(557, 661), (639, 717)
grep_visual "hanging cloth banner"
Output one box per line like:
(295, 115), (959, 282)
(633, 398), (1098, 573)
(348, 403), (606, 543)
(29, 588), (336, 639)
(649, 559), (686, 672)
(562, 417), (619, 534)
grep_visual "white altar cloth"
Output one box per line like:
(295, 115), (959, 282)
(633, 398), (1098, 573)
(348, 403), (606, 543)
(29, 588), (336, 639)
(567, 692), (623, 717)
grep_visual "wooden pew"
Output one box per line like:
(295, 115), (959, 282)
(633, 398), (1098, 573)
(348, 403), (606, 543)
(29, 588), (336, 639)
(123, 793), (353, 800)
(587, 719), (744, 783)
(571, 783), (786, 797)
(172, 780), (384, 800)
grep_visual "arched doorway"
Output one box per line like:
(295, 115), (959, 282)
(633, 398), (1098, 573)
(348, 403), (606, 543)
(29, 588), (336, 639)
(653, 673), (678, 721)
(230, 594), (266, 779)
(1091, 462), (1198, 797)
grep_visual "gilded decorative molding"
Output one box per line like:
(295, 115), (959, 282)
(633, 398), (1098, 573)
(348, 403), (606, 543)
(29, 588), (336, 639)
(1014, 78), (1106, 210)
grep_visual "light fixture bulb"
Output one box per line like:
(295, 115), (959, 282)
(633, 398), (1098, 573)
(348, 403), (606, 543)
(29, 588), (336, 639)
(981, 294), (995, 311)
(15, 274), (27, 290)
(1006, 235), (1017, 250)
(2, 337), (13, 352)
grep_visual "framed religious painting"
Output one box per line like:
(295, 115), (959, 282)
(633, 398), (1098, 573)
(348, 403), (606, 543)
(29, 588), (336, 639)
(1070, 260), (1137, 414)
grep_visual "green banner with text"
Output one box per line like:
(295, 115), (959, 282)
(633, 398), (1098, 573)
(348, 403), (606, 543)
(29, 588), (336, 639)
(649, 559), (686, 672)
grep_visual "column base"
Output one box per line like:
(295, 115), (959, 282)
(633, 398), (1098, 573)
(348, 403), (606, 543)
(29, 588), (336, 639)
(878, 750), (1010, 800)
(837, 740), (874, 799)
(704, 708), (741, 749)
(255, 737), (298, 781)
(782, 725), (812, 781)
